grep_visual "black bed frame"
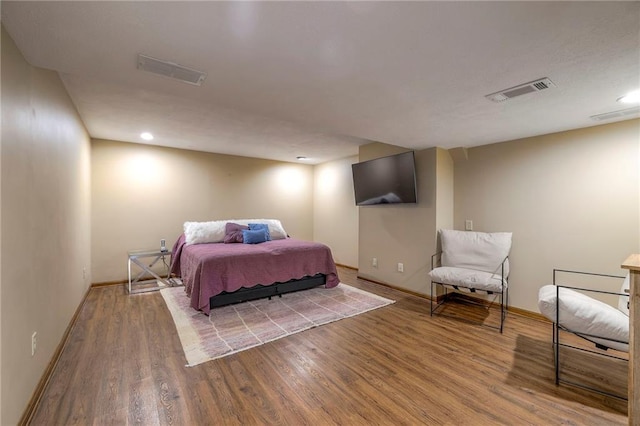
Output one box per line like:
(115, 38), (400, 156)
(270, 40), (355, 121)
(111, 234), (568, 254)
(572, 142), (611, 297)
(209, 273), (327, 309)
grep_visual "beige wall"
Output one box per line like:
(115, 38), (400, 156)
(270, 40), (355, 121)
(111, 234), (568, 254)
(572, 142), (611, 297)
(435, 148), (455, 236)
(357, 143), (453, 295)
(313, 156), (359, 268)
(91, 140), (315, 283)
(454, 119), (640, 312)
(1, 26), (92, 424)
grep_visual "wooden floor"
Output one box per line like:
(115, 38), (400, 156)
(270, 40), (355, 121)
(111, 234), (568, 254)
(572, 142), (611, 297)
(30, 267), (628, 425)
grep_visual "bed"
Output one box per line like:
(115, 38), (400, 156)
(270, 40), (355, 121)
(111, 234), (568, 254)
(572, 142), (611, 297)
(169, 221), (340, 314)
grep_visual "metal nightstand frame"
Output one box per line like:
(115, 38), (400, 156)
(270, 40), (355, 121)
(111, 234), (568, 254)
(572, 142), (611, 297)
(127, 249), (172, 294)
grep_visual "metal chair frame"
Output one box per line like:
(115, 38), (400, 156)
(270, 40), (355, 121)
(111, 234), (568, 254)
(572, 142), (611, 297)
(550, 269), (628, 400)
(430, 252), (509, 333)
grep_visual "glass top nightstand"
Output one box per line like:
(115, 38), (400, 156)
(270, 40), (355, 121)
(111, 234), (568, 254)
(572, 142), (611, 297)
(127, 249), (172, 294)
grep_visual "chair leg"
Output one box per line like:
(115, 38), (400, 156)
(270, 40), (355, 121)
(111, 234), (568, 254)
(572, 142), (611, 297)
(499, 289), (504, 333)
(432, 282), (508, 333)
(554, 321), (560, 385)
(505, 286), (509, 321)
(430, 281), (434, 316)
(506, 286), (509, 315)
(497, 284), (508, 333)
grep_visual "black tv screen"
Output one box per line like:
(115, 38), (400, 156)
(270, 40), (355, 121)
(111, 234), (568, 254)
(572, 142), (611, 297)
(352, 151), (418, 206)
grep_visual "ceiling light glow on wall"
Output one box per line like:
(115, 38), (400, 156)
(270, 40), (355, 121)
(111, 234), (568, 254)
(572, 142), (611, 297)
(617, 90), (640, 104)
(140, 132), (154, 141)
(276, 166), (306, 194)
(122, 152), (160, 188)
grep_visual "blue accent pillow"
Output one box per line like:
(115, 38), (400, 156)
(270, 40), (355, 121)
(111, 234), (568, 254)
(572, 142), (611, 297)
(248, 223), (271, 241)
(242, 229), (268, 244)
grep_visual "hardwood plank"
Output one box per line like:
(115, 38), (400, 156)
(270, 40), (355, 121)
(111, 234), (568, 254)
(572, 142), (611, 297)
(29, 266), (628, 425)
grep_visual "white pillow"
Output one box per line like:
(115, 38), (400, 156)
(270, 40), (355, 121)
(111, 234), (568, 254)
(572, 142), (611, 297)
(231, 219), (288, 240)
(183, 218), (288, 245)
(440, 229), (512, 276)
(538, 284), (629, 352)
(183, 220), (227, 245)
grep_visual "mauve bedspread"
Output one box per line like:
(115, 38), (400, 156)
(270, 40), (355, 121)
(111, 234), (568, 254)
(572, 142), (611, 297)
(170, 234), (340, 314)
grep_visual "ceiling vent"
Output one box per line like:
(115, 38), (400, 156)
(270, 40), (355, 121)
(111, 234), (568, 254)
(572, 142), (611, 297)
(590, 106), (640, 122)
(137, 54), (207, 86)
(485, 78), (556, 102)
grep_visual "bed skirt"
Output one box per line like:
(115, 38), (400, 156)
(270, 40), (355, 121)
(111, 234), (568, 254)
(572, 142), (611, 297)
(209, 273), (327, 309)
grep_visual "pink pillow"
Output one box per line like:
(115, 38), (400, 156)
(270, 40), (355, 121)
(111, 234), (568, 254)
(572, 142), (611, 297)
(224, 222), (249, 243)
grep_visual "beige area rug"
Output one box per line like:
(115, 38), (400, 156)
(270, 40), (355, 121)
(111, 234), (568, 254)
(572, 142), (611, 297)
(161, 283), (395, 366)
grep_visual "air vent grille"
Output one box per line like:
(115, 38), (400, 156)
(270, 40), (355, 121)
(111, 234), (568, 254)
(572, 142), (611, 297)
(532, 81), (551, 90)
(485, 78), (556, 102)
(137, 54), (207, 86)
(590, 106), (640, 122)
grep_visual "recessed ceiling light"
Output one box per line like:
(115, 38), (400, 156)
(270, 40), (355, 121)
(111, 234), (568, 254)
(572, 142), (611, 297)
(617, 90), (640, 104)
(296, 156), (308, 161)
(140, 132), (154, 141)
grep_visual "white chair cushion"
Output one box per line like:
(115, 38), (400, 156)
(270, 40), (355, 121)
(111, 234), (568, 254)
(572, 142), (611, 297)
(538, 284), (629, 352)
(429, 266), (507, 293)
(440, 229), (512, 276)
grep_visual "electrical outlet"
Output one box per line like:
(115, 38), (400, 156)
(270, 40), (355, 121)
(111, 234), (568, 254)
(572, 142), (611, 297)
(397, 263), (404, 273)
(372, 257), (378, 268)
(31, 332), (37, 357)
(465, 220), (473, 231)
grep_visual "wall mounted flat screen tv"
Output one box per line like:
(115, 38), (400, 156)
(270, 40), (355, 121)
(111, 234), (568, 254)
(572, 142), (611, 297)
(352, 151), (418, 206)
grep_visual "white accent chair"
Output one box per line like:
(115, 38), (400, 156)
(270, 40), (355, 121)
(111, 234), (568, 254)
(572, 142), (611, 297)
(538, 269), (629, 399)
(429, 229), (513, 332)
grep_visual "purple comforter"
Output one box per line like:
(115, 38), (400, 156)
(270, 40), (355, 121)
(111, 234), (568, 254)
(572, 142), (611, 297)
(170, 235), (340, 314)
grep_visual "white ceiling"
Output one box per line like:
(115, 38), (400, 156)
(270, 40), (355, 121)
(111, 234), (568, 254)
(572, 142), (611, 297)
(2, 1), (639, 164)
